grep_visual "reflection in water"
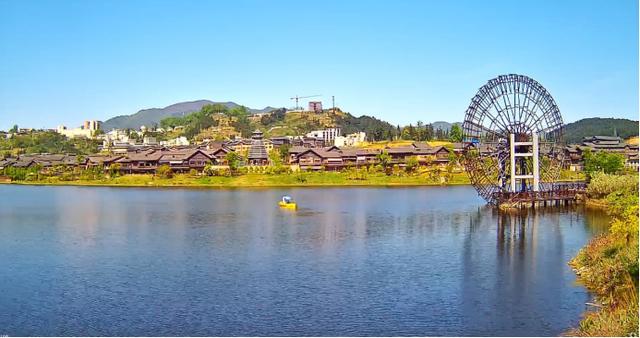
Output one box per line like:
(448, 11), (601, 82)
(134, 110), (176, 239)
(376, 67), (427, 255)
(0, 185), (609, 336)
(462, 206), (606, 336)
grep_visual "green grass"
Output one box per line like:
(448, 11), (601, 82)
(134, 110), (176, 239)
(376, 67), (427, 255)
(4, 171), (471, 188)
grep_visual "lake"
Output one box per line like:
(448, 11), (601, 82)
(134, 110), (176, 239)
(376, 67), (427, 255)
(0, 185), (608, 336)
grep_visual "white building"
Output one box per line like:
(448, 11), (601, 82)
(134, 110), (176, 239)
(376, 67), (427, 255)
(57, 120), (101, 139)
(160, 136), (190, 147)
(306, 127), (341, 144)
(143, 136), (158, 146)
(334, 132), (366, 147)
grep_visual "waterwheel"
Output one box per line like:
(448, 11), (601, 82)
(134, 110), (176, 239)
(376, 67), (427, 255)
(462, 74), (566, 205)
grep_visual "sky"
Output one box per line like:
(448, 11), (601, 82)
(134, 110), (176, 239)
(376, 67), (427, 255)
(0, 0), (638, 130)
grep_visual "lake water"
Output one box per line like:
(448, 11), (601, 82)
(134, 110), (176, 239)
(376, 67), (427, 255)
(0, 185), (608, 336)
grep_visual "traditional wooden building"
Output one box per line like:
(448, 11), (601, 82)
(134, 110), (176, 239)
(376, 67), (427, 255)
(158, 149), (213, 172)
(296, 148), (343, 170)
(247, 130), (269, 166)
(115, 150), (163, 174)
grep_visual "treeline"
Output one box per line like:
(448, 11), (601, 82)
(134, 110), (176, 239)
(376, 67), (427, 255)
(0, 131), (100, 156)
(396, 122), (462, 142)
(335, 114), (396, 141)
(337, 115), (462, 142)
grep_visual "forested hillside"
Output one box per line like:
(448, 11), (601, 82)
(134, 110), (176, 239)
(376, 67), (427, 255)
(564, 118), (638, 144)
(0, 131), (100, 156)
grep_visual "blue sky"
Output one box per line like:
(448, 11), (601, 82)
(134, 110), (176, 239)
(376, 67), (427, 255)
(0, 0), (638, 130)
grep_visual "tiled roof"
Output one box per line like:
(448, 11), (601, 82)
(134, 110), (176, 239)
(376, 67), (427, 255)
(288, 146), (308, 154)
(386, 147), (416, 154)
(356, 149), (381, 156)
(159, 149), (211, 162)
(88, 155), (122, 163)
(583, 136), (621, 142)
(298, 148), (341, 159)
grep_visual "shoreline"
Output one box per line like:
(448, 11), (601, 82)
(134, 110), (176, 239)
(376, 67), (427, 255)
(0, 171), (473, 189)
(0, 180), (473, 189)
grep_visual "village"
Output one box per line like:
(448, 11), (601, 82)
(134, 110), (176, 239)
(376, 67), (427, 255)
(0, 119), (637, 178)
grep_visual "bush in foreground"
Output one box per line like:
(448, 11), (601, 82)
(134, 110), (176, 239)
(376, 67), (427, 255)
(570, 173), (639, 336)
(156, 164), (173, 179)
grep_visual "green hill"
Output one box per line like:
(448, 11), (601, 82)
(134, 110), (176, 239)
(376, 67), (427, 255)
(162, 104), (397, 142)
(256, 109), (396, 141)
(102, 100), (277, 131)
(564, 118), (638, 144)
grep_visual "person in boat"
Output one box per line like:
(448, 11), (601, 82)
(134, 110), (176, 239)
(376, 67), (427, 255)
(282, 195), (293, 204)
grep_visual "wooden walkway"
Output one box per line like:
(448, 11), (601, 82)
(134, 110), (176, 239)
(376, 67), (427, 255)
(494, 181), (587, 209)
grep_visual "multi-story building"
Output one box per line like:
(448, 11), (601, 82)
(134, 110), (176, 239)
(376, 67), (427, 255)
(306, 127), (341, 145)
(308, 101), (323, 113)
(83, 120), (101, 131)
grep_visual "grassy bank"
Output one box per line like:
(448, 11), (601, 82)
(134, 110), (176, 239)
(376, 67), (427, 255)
(2, 171), (472, 188)
(569, 173), (639, 336)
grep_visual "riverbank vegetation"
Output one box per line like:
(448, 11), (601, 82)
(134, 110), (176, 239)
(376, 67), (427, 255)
(569, 172), (639, 336)
(1, 164), (471, 188)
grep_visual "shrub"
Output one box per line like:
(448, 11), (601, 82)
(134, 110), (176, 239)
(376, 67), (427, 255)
(60, 172), (75, 181)
(108, 163), (121, 177)
(607, 191), (639, 239)
(346, 167), (368, 180)
(405, 156), (419, 174)
(586, 172), (638, 199)
(156, 164), (173, 179)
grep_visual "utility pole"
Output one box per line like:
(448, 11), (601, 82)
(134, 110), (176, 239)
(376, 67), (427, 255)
(332, 96), (335, 113)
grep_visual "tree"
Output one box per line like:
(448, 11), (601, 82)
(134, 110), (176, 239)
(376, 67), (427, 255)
(449, 124), (462, 142)
(425, 123), (434, 141)
(225, 151), (242, 175)
(583, 149), (625, 177)
(408, 124), (415, 140)
(268, 149), (285, 173)
(405, 156), (419, 173)
(377, 150), (392, 175)
(9, 125), (18, 133)
(156, 164), (173, 179)
(416, 121), (424, 141)
(278, 144), (291, 163)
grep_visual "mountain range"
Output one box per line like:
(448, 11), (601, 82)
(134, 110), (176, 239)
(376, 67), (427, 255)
(101, 100), (278, 130)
